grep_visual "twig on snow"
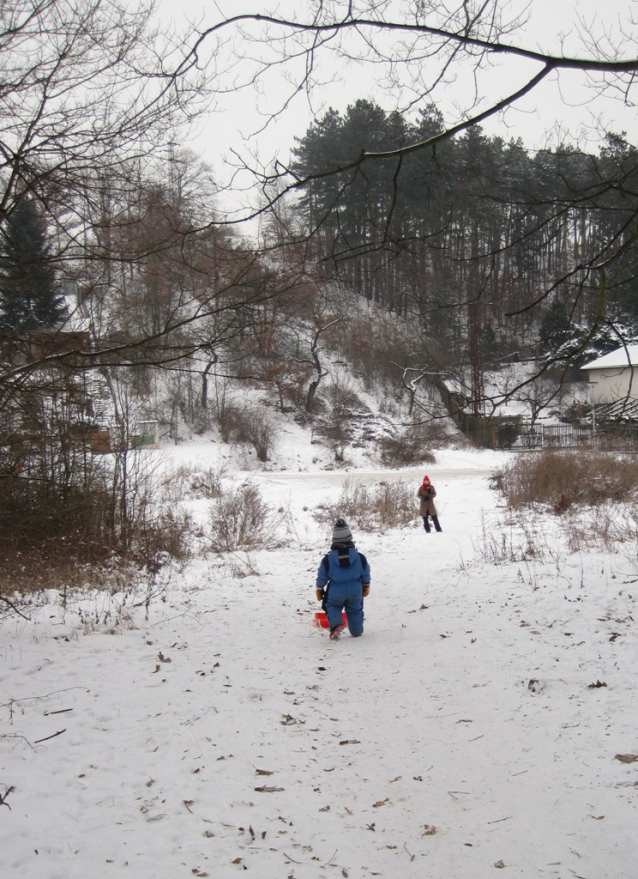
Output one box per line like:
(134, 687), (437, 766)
(0, 594), (30, 620)
(34, 728), (66, 744)
(0, 686), (89, 712)
(321, 849), (338, 868)
(0, 733), (34, 749)
(283, 852), (303, 864)
(150, 611), (192, 627)
(0, 785), (15, 809)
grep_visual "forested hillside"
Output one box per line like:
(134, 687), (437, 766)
(291, 101), (638, 407)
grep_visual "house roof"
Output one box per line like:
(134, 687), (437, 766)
(581, 344), (638, 371)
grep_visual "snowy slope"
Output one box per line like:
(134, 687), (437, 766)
(1, 445), (637, 879)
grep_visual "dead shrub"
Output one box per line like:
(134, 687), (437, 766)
(242, 409), (278, 463)
(185, 465), (224, 500)
(209, 482), (280, 552)
(217, 401), (278, 462)
(379, 424), (439, 466)
(0, 450), (193, 596)
(492, 450), (638, 513)
(314, 477), (415, 532)
(133, 506), (193, 566)
(314, 382), (363, 461)
(159, 463), (225, 503)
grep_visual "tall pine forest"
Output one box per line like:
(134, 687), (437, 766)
(290, 100), (638, 413)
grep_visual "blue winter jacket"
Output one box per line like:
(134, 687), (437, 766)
(316, 545), (371, 590)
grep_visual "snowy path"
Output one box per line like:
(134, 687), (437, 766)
(2, 450), (637, 878)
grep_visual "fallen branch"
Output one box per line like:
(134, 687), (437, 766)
(0, 594), (30, 621)
(34, 728), (66, 744)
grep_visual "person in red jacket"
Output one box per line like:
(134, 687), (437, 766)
(417, 475), (442, 532)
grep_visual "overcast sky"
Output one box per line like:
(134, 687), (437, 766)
(158, 0), (638, 220)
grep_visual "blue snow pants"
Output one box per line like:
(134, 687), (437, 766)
(325, 580), (364, 636)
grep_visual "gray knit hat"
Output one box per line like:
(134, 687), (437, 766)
(332, 518), (353, 543)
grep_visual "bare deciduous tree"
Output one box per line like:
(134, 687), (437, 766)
(186, 2), (638, 417)
(192, 2), (638, 202)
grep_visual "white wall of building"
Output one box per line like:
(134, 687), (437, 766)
(587, 367), (638, 404)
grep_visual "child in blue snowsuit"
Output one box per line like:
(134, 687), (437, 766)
(316, 518), (371, 640)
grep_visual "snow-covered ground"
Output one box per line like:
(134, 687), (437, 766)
(1, 444), (637, 879)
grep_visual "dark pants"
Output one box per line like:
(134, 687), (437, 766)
(423, 515), (442, 532)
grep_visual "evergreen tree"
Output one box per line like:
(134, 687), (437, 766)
(539, 297), (576, 355)
(0, 198), (64, 334)
(482, 321), (501, 368)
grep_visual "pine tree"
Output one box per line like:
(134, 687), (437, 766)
(539, 297), (576, 355)
(0, 198), (64, 333)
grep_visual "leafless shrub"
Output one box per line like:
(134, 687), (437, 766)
(492, 450), (638, 513)
(379, 424), (439, 467)
(0, 447), (193, 597)
(209, 482), (280, 552)
(314, 381), (363, 461)
(134, 506), (193, 566)
(189, 466), (224, 499)
(216, 401), (278, 462)
(158, 463), (226, 503)
(314, 478), (415, 532)
(156, 463), (192, 503)
(242, 408), (279, 463)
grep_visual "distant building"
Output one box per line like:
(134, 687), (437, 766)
(581, 345), (638, 406)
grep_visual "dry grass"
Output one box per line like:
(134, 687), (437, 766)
(0, 501), (193, 599)
(314, 478), (416, 532)
(379, 434), (437, 467)
(159, 463), (225, 502)
(0, 455), (193, 597)
(208, 482), (281, 552)
(481, 451), (638, 568)
(492, 450), (638, 514)
(562, 502), (638, 555)
(0, 544), (152, 600)
(473, 512), (552, 564)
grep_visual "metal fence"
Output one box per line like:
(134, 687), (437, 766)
(504, 421), (638, 451)
(506, 422), (592, 451)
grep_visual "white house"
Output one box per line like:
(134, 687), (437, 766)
(581, 345), (638, 405)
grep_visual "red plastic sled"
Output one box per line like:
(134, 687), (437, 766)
(315, 611), (348, 629)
